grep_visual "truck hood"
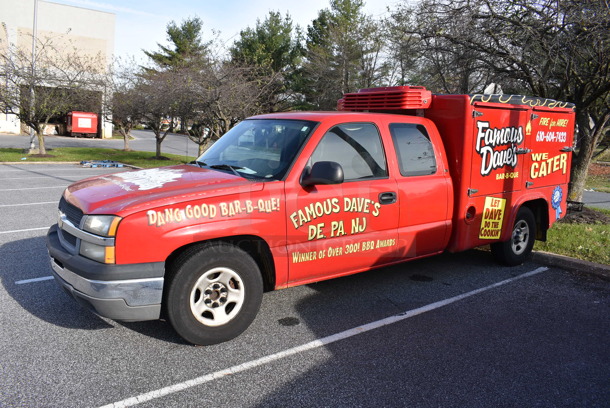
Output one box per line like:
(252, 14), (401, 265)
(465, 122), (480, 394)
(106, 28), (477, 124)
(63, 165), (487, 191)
(64, 165), (264, 215)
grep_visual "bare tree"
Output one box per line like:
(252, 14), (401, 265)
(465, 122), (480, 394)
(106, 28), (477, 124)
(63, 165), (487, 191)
(186, 62), (281, 156)
(392, 0), (610, 201)
(143, 17), (214, 134)
(137, 69), (181, 159)
(0, 35), (106, 154)
(103, 59), (145, 151)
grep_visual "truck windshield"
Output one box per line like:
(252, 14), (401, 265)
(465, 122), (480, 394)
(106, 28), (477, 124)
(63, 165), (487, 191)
(196, 119), (317, 180)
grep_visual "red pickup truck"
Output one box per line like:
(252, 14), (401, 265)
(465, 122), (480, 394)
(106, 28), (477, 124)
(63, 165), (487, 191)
(47, 86), (575, 345)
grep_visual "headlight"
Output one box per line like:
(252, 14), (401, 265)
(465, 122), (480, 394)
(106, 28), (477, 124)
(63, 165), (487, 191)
(80, 215), (120, 263)
(82, 215), (121, 237)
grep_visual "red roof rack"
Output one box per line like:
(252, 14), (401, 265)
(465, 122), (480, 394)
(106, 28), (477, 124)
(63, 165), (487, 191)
(338, 86), (432, 111)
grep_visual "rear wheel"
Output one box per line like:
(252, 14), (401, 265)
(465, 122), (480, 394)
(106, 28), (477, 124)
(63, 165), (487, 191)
(166, 243), (263, 345)
(491, 207), (536, 266)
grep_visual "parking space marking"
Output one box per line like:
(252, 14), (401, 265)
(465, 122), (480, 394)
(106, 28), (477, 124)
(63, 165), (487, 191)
(99, 266), (549, 408)
(0, 201), (57, 208)
(0, 176), (83, 180)
(15, 276), (54, 284)
(0, 186), (66, 192)
(0, 227), (48, 234)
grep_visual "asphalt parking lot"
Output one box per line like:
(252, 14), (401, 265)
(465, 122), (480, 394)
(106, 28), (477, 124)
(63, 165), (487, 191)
(1, 163), (609, 408)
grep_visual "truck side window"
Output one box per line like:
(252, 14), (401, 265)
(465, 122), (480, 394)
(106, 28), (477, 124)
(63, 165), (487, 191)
(310, 123), (387, 181)
(390, 123), (437, 177)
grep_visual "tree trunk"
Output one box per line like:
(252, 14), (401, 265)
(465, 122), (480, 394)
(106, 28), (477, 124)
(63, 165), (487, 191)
(36, 131), (46, 155)
(568, 156), (590, 203)
(123, 130), (131, 151)
(156, 135), (162, 158)
(568, 110), (610, 202)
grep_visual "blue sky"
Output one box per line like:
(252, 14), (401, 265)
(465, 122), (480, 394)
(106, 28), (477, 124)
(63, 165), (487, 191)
(50, 0), (401, 61)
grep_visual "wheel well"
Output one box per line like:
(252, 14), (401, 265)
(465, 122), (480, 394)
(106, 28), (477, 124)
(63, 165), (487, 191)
(521, 199), (549, 241)
(165, 236), (276, 292)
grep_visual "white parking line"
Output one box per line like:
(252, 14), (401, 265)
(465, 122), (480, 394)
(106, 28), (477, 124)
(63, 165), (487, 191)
(0, 227), (49, 234)
(0, 186), (66, 192)
(99, 266), (549, 408)
(0, 201), (57, 208)
(0, 170), (98, 174)
(15, 276), (54, 284)
(0, 176), (82, 180)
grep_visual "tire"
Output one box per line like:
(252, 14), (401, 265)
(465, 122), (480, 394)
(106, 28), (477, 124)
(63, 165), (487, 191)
(166, 243), (263, 345)
(491, 206), (536, 266)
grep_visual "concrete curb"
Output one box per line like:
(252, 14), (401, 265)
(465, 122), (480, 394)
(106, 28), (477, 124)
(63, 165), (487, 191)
(0, 161), (81, 165)
(532, 251), (610, 281)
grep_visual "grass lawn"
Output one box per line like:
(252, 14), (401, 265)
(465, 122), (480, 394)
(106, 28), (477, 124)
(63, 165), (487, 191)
(0, 147), (195, 168)
(586, 163), (610, 193)
(535, 210), (610, 265)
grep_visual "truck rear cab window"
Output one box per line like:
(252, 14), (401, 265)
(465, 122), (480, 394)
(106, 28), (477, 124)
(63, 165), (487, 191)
(310, 123), (387, 181)
(390, 123), (437, 177)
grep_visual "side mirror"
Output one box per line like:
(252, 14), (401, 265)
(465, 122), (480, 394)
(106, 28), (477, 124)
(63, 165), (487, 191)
(300, 161), (344, 187)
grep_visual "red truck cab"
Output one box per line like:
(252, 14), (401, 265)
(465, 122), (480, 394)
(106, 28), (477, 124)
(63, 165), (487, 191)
(46, 87), (575, 345)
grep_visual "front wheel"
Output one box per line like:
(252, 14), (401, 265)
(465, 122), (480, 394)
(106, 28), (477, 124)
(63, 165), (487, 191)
(166, 243), (263, 345)
(491, 207), (536, 266)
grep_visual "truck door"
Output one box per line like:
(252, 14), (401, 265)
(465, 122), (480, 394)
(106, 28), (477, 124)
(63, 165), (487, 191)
(285, 122), (400, 285)
(524, 107), (575, 189)
(470, 105), (529, 196)
(389, 121), (452, 257)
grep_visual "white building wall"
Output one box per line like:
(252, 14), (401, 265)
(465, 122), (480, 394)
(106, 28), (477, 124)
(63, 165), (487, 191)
(0, 0), (115, 136)
(0, 113), (20, 134)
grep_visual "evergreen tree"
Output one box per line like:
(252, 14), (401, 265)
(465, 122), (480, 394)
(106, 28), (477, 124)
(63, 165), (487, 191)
(142, 17), (212, 135)
(231, 11), (302, 74)
(301, 0), (385, 110)
(144, 17), (210, 69)
(230, 11), (303, 111)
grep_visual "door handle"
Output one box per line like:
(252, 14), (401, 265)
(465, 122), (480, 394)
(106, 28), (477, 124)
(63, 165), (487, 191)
(378, 192), (397, 205)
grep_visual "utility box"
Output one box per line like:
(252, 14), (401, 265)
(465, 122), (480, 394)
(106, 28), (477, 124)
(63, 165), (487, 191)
(67, 111), (98, 138)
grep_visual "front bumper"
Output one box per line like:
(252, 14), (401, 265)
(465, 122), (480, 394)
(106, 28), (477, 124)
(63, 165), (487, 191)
(46, 224), (164, 322)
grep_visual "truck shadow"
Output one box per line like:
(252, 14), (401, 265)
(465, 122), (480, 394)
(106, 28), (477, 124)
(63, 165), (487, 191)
(1, 235), (186, 342)
(249, 249), (541, 406)
(273, 249), (502, 338)
(0, 235), (528, 351)
(1, 236), (113, 330)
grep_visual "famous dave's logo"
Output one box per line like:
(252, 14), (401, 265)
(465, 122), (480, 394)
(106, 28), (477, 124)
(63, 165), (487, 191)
(475, 121), (524, 176)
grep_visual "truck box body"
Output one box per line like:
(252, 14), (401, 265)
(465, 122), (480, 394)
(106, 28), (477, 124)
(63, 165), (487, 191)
(67, 111), (98, 137)
(339, 87), (575, 253)
(46, 86), (576, 345)
(424, 94), (574, 252)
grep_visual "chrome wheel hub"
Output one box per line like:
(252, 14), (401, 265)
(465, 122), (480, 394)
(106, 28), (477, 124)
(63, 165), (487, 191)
(511, 220), (530, 255)
(190, 267), (245, 327)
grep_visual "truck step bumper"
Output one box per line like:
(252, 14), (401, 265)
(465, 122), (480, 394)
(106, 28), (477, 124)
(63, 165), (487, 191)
(46, 224), (164, 322)
(49, 259), (162, 322)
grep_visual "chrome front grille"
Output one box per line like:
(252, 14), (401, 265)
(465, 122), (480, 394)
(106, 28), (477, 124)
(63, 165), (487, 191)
(58, 196), (83, 253)
(62, 231), (78, 247)
(59, 196), (83, 227)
